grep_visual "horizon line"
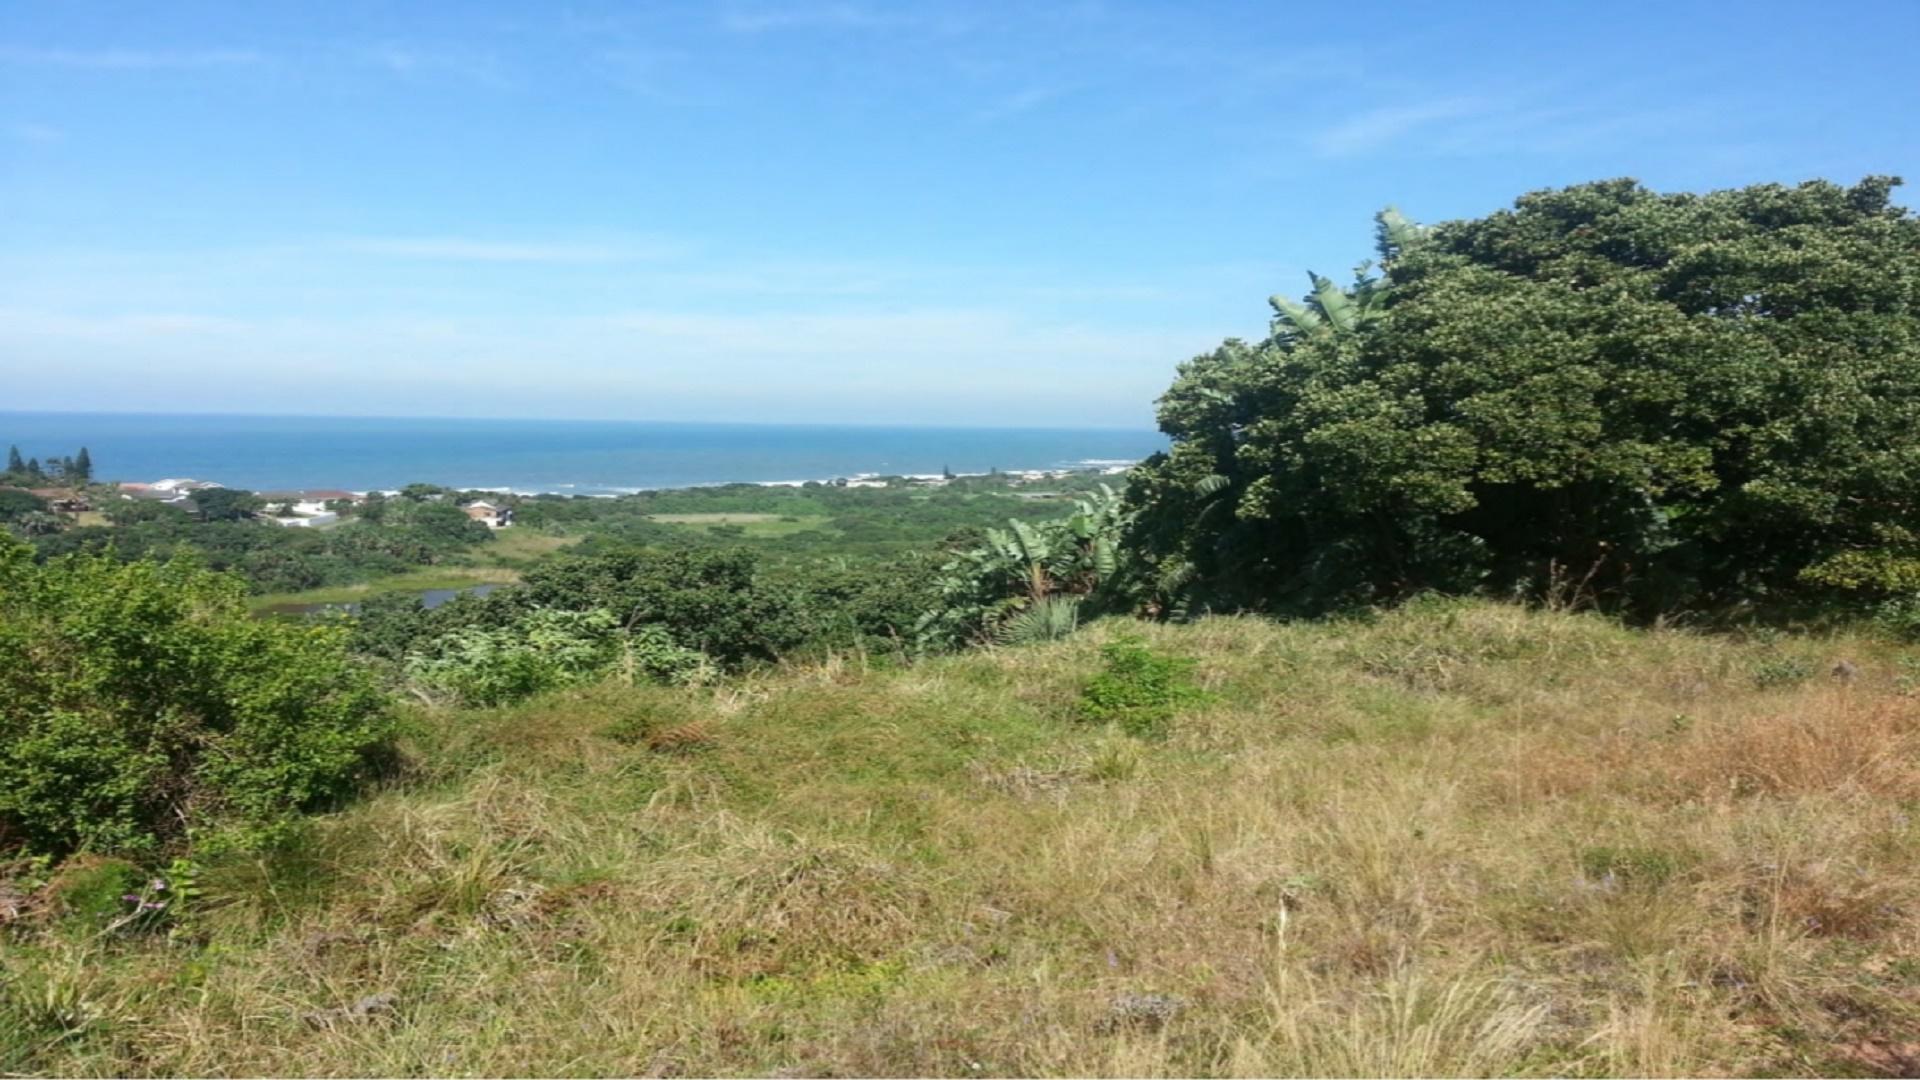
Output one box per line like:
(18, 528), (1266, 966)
(0, 407), (1160, 435)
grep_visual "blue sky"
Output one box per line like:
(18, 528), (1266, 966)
(3, 1), (1916, 427)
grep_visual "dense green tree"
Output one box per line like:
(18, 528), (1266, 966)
(0, 488), (48, 523)
(5, 446), (22, 474)
(73, 447), (92, 482)
(384, 499), (492, 546)
(517, 547), (810, 668)
(101, 499), (192, 527)
(191, 487), (264, 522)
(399, 483), (453, 502)
(1127, 176), (1920, 615)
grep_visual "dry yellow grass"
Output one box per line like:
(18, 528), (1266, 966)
(6, 599), (1919, 1076)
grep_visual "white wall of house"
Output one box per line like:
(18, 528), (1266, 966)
(272, 512), (338, 528)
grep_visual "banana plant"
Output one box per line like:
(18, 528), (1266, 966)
(916, 484), (1141, 650)
(1269, 206), (1426, 348)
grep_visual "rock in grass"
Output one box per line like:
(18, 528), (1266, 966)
(1104, 992), (1185, 1031)
(302, 992), (399, 1029)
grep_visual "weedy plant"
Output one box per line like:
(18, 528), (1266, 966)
(1077, 635), (1210, 738)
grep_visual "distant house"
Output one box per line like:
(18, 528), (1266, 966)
(29, 488), (90, 513)
(153, 478), (221, 494)
(270, 511), (338, 529)
(256, 488), (360, 526)
(462, 500), (514, 528)
(120, 478), (221, 504)
(121, 484), (188, 504)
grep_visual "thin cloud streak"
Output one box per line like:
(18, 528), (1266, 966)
(718, 4), (967, 34)
(333, 236), (677, 264)
(1311, 97), (1490, 157)
(353, 43), (514, 88)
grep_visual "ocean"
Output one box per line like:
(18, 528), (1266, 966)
(0, 412), (1167, 494)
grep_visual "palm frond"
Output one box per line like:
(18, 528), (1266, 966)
(994, 595), (1081, 645)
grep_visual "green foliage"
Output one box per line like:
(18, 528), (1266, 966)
(404, 608), (624, 707)
(1127, 177), (1920, 617)
(189, 487), (262, 522)
(518, 547), (810, 668)
(1578, 845), (1685, 889)
(99, 499), (190, 527)
(0, 536), (394, 857)
(1875, 596), (1920, 642)
(42, 856), (142, 927)
(997, 594), (1081, 645)
(0, 443), (90, 489)
(620, 623), (718, 685)
(42, 496), (491, 596)
(0, 488), (48, 523)
(384, 498), (494, 546)
(919, 486), (1150, 649)
(1076, 636), (1209, 739)
(1751, 655), (1815, 689)
(401, 607), (716, 707)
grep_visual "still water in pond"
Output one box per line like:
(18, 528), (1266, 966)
(258, 583), (501, 617)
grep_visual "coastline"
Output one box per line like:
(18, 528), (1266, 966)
(3, 412), (1163, 495)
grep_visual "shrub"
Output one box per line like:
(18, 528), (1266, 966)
(0, 537), (394, 857)
(404, 608), (622, 707)
(1750, 655), (1815, 689)
(621, 623), (717, 686)
(1077, 636), (1209, 739)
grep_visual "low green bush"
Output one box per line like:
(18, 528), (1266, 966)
(0, 537), (394, 857)
(403, 609), (714, 707)
(1077, 636), (1209, 739)
(404, 608), (622, 707)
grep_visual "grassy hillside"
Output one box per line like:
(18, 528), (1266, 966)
(7, 600), (1920, 1076)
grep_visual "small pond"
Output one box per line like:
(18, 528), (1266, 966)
(257, 582), (502, 618)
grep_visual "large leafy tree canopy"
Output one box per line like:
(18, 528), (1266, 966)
(1126, 177), (1920, 615)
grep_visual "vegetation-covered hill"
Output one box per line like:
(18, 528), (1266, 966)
(7, 600), (1918, 1076)
(7, 173), (1920, 1077)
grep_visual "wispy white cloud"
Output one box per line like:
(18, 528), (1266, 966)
(333, 236), (677, 264)
(0, 308), (248, 342)
(974, 84), (1069, 122)
(1310, 90), (1719, 160)
(354, 43), (512, 88)
(0, 45), (267, 70)
(1310, 97), (1490, 157)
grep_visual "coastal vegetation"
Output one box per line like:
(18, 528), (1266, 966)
(4, 175), (1920, 1075)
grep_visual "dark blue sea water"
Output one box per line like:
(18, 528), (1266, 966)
(0, 412), (1166, 494)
